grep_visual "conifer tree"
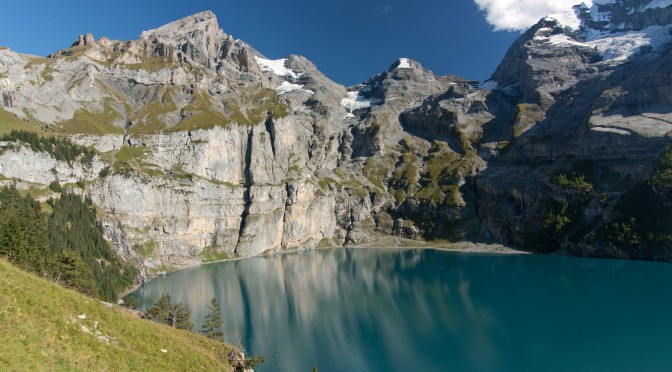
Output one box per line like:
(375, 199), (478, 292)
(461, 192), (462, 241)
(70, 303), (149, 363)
(201, 297), (224, 340)
(146, 293), (173, 324)
(55, 250), (98, 297)
(170, 302), (192, 330)
(145, 293), (192, 330)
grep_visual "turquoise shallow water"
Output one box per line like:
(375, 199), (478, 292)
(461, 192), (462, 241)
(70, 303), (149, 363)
(132, 248), (672, 371)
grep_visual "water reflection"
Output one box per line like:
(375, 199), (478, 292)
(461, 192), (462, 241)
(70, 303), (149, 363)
(133, 249), (672, 371)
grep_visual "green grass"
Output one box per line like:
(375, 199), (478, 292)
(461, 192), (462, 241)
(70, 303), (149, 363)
(129, 101), (178, 134)
(0, 108), (42, 134)
(40, 64), (55, 82)
(169, 110), (230, 133)
(513, 103), (544, 138)
(166, 88), (289, 134)
(390, 153), (421, 204)
(317, 176), (340, 190)
(167, 92), (230, 133)
(114, 146), (148, 164)
(199, 246), (232, 263)
(112, 146), (166, 180)
(363, 157), (392, 191)
(0, 259), (234, 371)
(552, 172), (593, 192)
(58, 103), (125, 135)
(135, 240), (156, 258)
(125, 56), (177, 73)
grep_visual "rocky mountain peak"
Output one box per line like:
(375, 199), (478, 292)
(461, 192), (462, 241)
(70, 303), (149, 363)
(388, 58), (416, 71)
(140, 10), (222, 43)
(71, 33), (95, 48)
(585, 0), (672, 32)
(489, 0), (672, 106)
(134, 10), (234, 72)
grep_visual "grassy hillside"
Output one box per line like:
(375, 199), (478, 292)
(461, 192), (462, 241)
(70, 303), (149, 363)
(0, 259), (234, 371)
(0, 108), (42, 134)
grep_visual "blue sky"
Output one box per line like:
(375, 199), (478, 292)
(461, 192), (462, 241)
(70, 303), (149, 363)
(0, 0), (568, 86)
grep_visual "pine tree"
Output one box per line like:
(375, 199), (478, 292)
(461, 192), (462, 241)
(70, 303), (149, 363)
(145, 294), (192, 330)
(146, 293), (173, 324)
(54, 251), (98, 297)
(123, 295), (140, 310)
(201, 297), (224, 340)
(170, 302), (192, 330)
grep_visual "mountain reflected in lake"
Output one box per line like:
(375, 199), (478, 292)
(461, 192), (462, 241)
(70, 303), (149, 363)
(133, 249), (672, 371)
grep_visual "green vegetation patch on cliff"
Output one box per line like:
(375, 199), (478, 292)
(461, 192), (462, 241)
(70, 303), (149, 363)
(0, 259), (234, 371)
(414, 141), (465, 207)
(125, 55), (177, 73)
(129, 101), (178, 134)
(390, 153), (421, 204)
(113, 145), (164, 179)
(593, 149), (672, 255)
(57, 102), (125, 135)
(135, 240), (156, 258)
(552, 172), (593, 192)
(1, 130), (96, 166)
(513, 103), (544, 138)
(520, 196), (592, 253)
(166, 88), (289, 133)
(200, 246), (232, 262)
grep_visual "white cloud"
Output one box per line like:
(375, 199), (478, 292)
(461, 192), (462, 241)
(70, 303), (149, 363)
(473, 0), (593, 31)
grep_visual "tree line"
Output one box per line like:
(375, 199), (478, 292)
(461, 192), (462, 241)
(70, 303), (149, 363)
(0, 185), (136, 301)
(0, 130), (95, 166)
(126, 293), (266, 371)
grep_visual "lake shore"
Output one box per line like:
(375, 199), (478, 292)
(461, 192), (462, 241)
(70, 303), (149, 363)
(342, 236), (527, 255)
(124, 238), (528, 296)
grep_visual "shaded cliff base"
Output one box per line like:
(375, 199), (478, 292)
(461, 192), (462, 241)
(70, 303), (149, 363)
(231, 237), (527, 262)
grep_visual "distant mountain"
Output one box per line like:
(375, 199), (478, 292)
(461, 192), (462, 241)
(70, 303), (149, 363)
(478, 0), (672, 259)
(1, 2), (672, 277)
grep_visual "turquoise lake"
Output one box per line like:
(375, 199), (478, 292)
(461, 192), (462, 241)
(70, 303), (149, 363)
(132, 248), (672, 371)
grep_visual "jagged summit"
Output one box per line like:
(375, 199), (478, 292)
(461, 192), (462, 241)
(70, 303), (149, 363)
(140, 11), (223, 43)
(544, 0), (672, 36)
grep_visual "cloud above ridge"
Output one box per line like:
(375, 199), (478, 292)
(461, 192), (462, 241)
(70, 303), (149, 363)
(473, 0), (593, 31)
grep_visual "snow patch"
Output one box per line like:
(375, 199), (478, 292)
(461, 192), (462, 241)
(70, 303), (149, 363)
(397, 58), (411, 69)
(254, 56), (301, 79)
(276, 81), (313, 95)
(643, 0), (672, 10)
(545, 9), (581, 31)
(542, 34), (590, 47)
(591, 126), (631, 135)
(341, 91), (381, 117)
(536, 25), (672, 63)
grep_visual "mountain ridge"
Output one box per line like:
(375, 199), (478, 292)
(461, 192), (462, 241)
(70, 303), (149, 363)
(1, 1), (672, 279)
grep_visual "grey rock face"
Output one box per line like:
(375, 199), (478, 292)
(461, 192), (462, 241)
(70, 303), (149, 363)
(475, 0), (672, 259)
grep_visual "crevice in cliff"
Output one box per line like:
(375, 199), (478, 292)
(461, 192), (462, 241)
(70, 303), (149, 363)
(280, 181), (293, 249)
(235, 129), (254, 255)
(264, 113), (276, 158)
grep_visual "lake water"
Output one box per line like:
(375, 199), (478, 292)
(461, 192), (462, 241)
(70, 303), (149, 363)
(132, 248), (672, 371)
